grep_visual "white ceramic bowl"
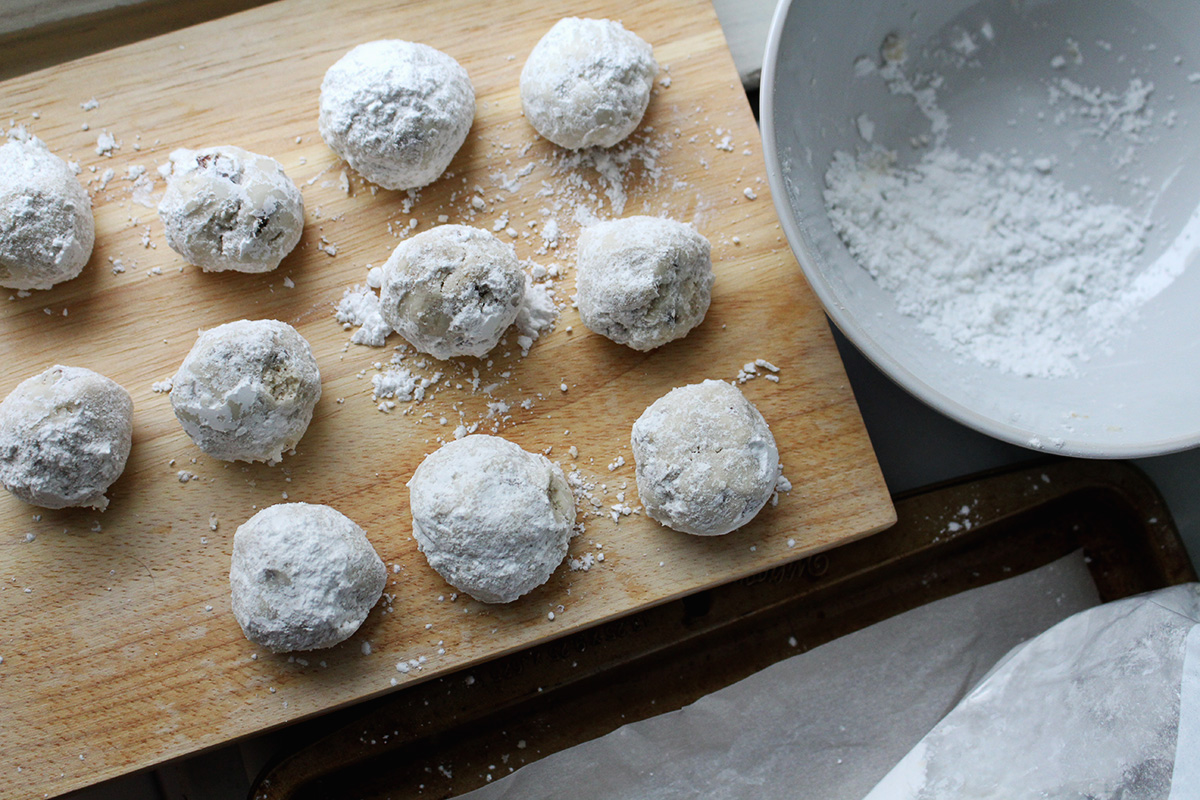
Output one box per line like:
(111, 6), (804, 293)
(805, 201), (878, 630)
(762, 0), (1200, 457)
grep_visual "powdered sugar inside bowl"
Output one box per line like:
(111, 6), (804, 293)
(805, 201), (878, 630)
(762, 0), (1200, 457)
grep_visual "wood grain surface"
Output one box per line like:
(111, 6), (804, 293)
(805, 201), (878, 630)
(0, 1), (895, 796)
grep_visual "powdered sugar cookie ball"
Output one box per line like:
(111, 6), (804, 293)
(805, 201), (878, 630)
(520, 18), (658, 150)
(632, 380), (780, 536)
(230, 503), (386, 653)
(379, 225), (525, 359)
(576, 216), (713, 351)
(319, 40), (475, 191)
(158, 146), (304, 273)
(0, 138), (94, 290)
(0, 366), (132, 510)
(407, 435), (575, 604)
(170, 319), (321, 464)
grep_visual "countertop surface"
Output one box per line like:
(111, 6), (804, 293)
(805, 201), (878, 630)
(6, 0), (1198, 797)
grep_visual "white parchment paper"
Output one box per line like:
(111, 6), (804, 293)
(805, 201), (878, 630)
(459, 552), (1100, 800)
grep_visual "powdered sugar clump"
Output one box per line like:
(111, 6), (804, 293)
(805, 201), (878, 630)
(371, 368), (418, 402)
(515, 276), (558, 341)
(737, 358), (781, 384)
(95, 131), (118, 157)
(1048, 77), (1155, 141)
(336, 285), (392, 347)
(540, 218), (561, 250)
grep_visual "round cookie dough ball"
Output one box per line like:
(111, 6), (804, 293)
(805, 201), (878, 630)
(0, 365), (132, 510)
(576, 216), (713, 351)
(520, 17), (658, 150)
(230, 503), (386, 653)
(158, 146), (304, 273)
(632, 380), (780, 536)
(170, 319), (321, 464)
(379, 225), (525, 360)
(319, 40), (475, 191)
(407, 434), (575, 604)
(0, 138), (94, 290)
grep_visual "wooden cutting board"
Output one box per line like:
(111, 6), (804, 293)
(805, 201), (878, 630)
(0, 1), (894, 797)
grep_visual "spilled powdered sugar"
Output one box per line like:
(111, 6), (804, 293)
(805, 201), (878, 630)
(336, 286), (392, 347)
(543, 134), (668, 217)
(736, 358), (781, 385)
(513, 275), (558, 354)
(371, 367), (421, 405)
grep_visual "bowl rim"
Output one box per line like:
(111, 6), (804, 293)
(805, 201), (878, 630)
(758, 0), (1200, 460)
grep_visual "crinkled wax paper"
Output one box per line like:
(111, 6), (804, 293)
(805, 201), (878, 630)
(865, 583), (1200, 800)
(459, 553), (1101, 800)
